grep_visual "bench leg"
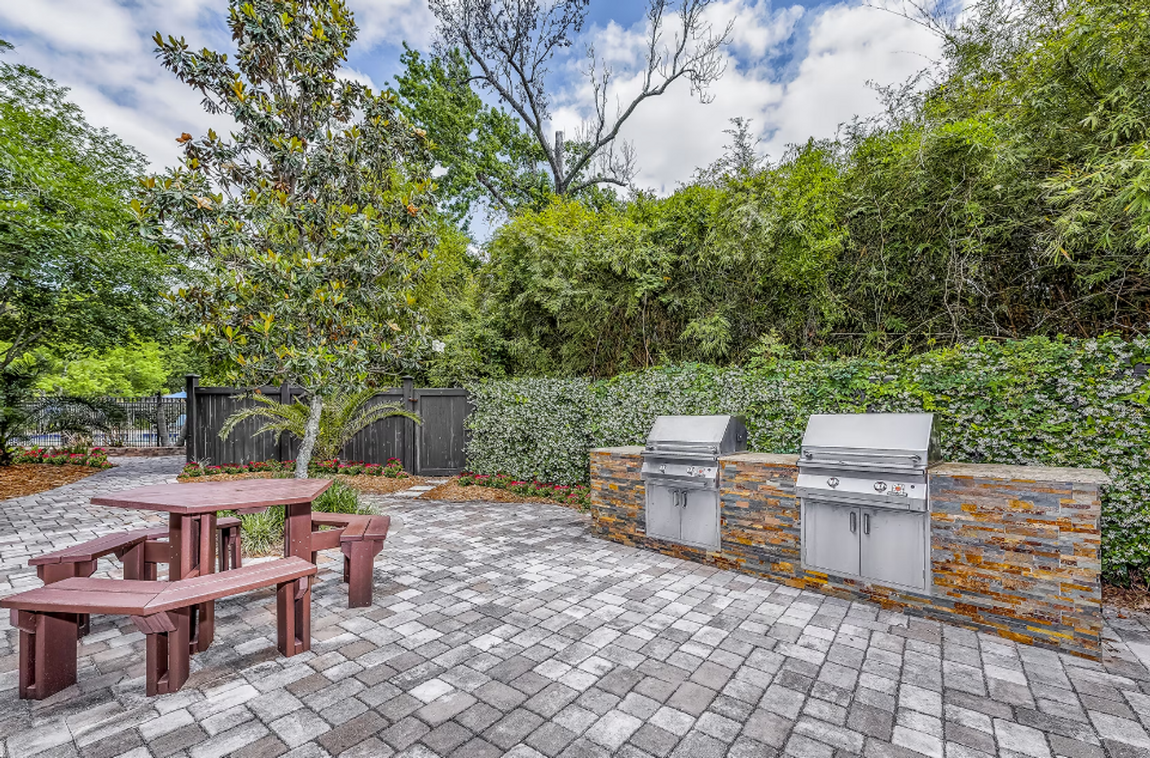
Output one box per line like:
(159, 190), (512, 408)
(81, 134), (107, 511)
(341, 540), (384, 608)
(218, 525), (242, 573)
(135, 610), (190, 696)
(276, 577), (311, 657)
(37, 562), (95, 637)
(12, 610), (78, 700)
(120, 541), (146, 580)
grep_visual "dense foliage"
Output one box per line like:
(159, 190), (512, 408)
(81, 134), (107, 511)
(465, 337), (1150, 583)
(0, 44), (172, 374)
(139, 0), (440, 476)
(427, 0), (1150, 381)
(31, 341), (202, 396)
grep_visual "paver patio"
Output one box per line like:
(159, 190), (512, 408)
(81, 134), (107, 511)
(1, 457), (1149, 758)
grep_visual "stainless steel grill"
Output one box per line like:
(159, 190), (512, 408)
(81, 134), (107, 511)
(798, 413), (939, 592)
(641, 415), (747, 550)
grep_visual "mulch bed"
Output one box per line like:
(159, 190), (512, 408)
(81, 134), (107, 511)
(1104, 582), (1150, 614)
(0, 464), (104, 500)
(419, 480), (580, 508)
(176, 471), (427, 495)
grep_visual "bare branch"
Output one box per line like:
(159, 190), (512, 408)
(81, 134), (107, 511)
(428, 0), (732, 198)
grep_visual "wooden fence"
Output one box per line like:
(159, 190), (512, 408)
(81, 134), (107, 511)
(185, 376), (470, 476)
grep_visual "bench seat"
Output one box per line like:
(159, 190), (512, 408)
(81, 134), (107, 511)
(28, 519), (244, 638)
(2, 557), (315, 699)
(310, 513), (391, 607)
(31, 518), (243, 583)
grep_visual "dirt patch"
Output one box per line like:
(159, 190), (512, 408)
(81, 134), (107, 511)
(1105, 582), (1150, 614)
(177, 471), (426, 495)
(0, 464), (104, 500)
(419, 480), (578, 508)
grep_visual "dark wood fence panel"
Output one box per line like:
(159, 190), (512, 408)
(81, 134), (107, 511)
(186, 376), (469, 476)
(414, 389), (470, 476)
(340, 391), (406, 464)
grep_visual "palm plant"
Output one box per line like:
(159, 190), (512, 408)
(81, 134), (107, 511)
(219, 388), (419, 464)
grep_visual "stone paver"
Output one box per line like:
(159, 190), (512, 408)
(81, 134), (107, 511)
(1, 455), (1149, 757)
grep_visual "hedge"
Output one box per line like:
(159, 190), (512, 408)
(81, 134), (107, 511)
(465, 337), (1150, 582)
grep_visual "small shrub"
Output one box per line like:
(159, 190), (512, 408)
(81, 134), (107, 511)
(455, 471), (591, 510)
(13, 446), (111, 469)
(313, 480), (363, 515)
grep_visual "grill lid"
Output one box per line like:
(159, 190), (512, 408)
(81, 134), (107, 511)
(800, 413), (939, 472)
(643, 415), (748, 456)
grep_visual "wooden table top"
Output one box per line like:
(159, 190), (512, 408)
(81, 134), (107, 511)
(91, 479), (333, 515)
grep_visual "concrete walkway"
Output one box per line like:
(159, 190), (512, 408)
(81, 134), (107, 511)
(0, 457), (1148, 757)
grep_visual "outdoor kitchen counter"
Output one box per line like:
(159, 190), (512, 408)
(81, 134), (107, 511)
(590, 448), (1108, 658)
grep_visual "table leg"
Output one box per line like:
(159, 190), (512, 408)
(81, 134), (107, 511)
(168, 513), (217, 654)
(284, 502), (314, 627)
(195, 513), (217, 652)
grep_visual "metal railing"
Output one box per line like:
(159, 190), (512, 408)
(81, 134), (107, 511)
(18, 396), (187, 448)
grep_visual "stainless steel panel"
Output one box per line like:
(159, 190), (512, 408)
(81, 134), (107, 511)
(645, 415), (747, 452)
(679, 489), (721, 551)
(802, 500), (860, 577)
(800, 413), (940, 471)
(645, 485), (681, 543)
(860, 507), (928, 591)
(641, 461), (720, 481)
(796, 473), (927, 511)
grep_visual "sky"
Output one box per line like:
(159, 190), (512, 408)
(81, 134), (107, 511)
(0, 0), (943, 228)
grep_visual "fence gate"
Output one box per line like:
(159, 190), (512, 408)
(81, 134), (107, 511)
(186, 376), (470, 476)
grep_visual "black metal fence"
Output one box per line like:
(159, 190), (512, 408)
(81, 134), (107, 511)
(19, 396), (187, 448)
(185, 376), (470, 476)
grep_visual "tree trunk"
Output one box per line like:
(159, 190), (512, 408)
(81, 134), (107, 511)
(155, 393), (170, 447)
(294, 394), (324, 479)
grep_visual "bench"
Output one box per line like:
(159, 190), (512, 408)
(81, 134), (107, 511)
(309, 513), (391, 607)
(29, 519), (243, 637)
(1, 557), (315, 699)
(31, 518), (243, 583)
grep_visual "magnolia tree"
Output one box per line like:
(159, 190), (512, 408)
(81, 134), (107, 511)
(139, 0), (438, 477)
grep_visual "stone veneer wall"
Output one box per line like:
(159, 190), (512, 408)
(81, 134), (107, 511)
(589, 448), (1106, 659)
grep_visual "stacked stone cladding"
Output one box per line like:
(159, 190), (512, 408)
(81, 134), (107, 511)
(589, 448), (1106, 659)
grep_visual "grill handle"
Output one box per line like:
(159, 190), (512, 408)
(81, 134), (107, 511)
(849, 511), (857, 534)
(647, 443), (719, 453)
(863, 513), (871, 535)
(803, 450), (922, 463)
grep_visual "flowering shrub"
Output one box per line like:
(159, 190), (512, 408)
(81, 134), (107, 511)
(181, 458), (408, 479)
(13, 447), (112, 469)
(466, 337), (1150, 583)
(457, 471), (591, 509)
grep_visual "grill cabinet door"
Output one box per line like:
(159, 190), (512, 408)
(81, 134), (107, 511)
(679, 489), (720, 551)
(803, 500), (860, 577)
(860, 508), (927, 591)
(645, 484), (681, 542)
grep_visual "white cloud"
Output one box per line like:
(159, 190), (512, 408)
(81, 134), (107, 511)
(1, 0), (943, 196)
(352, 0), (437, 48)
(548, 0), (940, 194)
(0, 0), (140, 53)
(0, 0), (435, 171)
(762, 0), (942, 155)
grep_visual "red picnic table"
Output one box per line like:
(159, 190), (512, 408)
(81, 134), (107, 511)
(90, 479), (332, 652)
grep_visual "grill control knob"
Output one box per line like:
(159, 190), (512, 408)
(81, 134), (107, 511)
(874, 481), (887, 493)
(660, 464), (666, 473)
(827, 477), (839, 488)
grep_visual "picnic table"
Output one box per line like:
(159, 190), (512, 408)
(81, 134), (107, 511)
(90, 479), (332, 652)
(3, 477), (394, 699)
